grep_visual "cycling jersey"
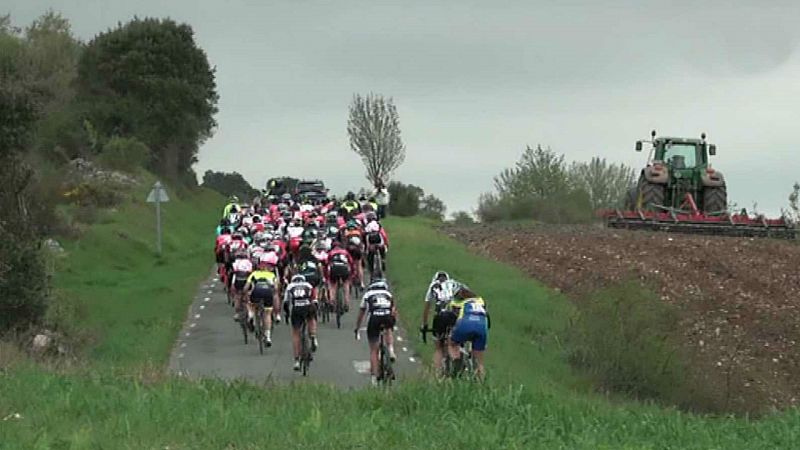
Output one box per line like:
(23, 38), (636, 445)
(341, 200), (360, 213)
(247, 270), (277, 305)
(360, 288), (394, 317)
(284, 281), (315, 308)
(456, 297), (487, 320)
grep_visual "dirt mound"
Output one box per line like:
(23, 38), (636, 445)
(446, 224), (800, 412)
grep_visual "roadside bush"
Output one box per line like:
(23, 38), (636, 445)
(568, 281), (686, 401)
(0, 225), (49, 332)
(62, 179), (125, 208)
(97, 136), (150, 173)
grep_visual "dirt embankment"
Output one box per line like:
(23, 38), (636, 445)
(446, 223), (800, 412)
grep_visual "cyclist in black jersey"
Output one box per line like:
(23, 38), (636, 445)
(421, 271), (457, 372)
(355, 278), (397, 386)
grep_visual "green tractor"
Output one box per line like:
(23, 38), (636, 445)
(627, 131), (727, 213)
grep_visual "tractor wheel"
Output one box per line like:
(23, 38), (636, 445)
(703, 185), (727, 213)
(639, 181), (665, 211)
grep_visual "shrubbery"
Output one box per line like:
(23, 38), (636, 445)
(477, 145), (634, 223)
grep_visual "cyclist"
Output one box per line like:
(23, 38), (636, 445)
(222, 196), (240, 218)
(364, 216), (388, 275)
(244, 256), (280, 346)
(231, 251), (254, 321)
(327, 241), (354, 311)
(284, 274), (319, 371)
(449, 284), (489, 379)
(340, 192), (361, 218)
(354, 278), (397, 386)
(343, 221), (365, 289)
(421, 271), (457, 372)
(295, 245), (323, 293)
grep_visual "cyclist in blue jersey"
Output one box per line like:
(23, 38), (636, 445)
(449, 283), (490, 379)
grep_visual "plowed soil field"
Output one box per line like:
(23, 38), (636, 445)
(446, 223), (800, 413)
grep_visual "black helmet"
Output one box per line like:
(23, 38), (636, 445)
(346, 191), (355, 201)
(434, 271), (450, 282)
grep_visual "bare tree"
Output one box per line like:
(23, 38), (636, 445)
(347, 93), (405, 186)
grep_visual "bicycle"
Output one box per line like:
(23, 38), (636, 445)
(252, 301), (267, 355)
(420, 324), (475, 379)
(335, 281), (345, 329)
(377, 326), (395, 386)
(355, 325), (395, 386)
(299, 318), (312, 376)
(318, 284), (330, 324)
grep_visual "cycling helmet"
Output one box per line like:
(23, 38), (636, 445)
(346, 220), (358, 229)
(281, 193), (292, 202)
(369, 278), (389, 291)
(365, 211), (377, 222)
(234, 250), (249, 259)
(253, 215), (261, 223)
(231, 232), (243, 240)
(434, 271), (450, 282)
(346, 191), (355, 201)
(452, 282), (475, 300)
(291, 274), (306, 284)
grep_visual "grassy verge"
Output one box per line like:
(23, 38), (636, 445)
(383, 217), (582, 391)
(2, 365), (800, 449)
(51, 180), (223, 367)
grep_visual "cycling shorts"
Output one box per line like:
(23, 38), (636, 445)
(451, 316), (488, 351)
(291, 304), (316, 329)
(329, 263), (350, 282)
(300, 271), (321, 287)
(432, 310), (457, 340)
(250, 286), (275, 306)
(347, 245), (362, 260)
(367, 314), (395, 343)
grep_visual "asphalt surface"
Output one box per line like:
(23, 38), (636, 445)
(169, 268), (420, 388)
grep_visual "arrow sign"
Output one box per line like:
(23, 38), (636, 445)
(147, 181), (170, 203)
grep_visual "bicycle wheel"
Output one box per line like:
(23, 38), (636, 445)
(335, 284), (343, 329)
(373, 253), (383, 279)
(240, 308), (248, 345)
(301, 322), (310, 376)
(256, 305), (264, 355)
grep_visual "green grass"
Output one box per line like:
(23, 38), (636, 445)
(3, 214), (800, 448)
(52, 180), (223, 367)
(383, 217), (581, 391)
(2, 365), (800, 449)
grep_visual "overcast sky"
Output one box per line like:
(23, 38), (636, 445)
(7, 0), (800, 215)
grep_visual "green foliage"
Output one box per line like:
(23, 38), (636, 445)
(77, 17), (218, 180)
(570, 157), (636, 210)
(387, 181), (423, 216)
(202, 170), (258, 201)
(568, 282), (686, 402)
(478, 145), (609, 224)
(97, 136), (150, 173)
(419, 194), (446, 221)
(347, 93), (405, 185)
(451, 210), (475, 225)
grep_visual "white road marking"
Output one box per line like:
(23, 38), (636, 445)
(200, 305), (206, 310)
(353, 360), (371, 374)
(203, 297), (210, 302)
(207, 290), (213, 294)
(396, 336), (404, 342)
(402, 347), (408, 352)
(180, 342), (187, 348)
(409, 357), (416, 363)
(178, 353), (185, 358)
(185, 332), (191, 337)
(194, 314), (201, 319)
(190, 323), (196, 328)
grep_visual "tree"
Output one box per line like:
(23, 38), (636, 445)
(347, 93), (405, 186)
(569, 157), (636, 210)
(495, 145), (569, 200)
(202, 170), (258, 201)
(77, 18), (218, 181)
(786, 182), (799, 224)
(0, 81), (48, 332)
(387, 181), (423, 216)
(419, 194), (446, 221)
(451, 211), (475, 225)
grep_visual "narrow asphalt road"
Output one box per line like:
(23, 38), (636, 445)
(169, 268), (421, 388)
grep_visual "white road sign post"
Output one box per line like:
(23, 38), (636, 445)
(146, 181), (170, 255)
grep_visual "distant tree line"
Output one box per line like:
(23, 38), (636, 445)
(201, 171), (259, 201)
(477, 145), (635, 223)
